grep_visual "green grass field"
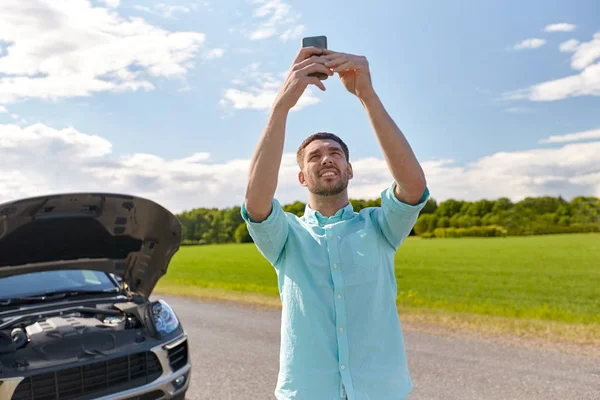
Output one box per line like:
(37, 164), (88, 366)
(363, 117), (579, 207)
(156, 233), (600, 345)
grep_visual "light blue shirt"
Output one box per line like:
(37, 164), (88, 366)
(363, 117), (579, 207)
(241, 182), (429, 400)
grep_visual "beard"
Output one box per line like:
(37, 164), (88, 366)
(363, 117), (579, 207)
(307, 168), (349, 196)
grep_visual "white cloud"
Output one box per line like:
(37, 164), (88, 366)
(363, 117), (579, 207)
(0, 122), (598, 213)
(544, 23), (576, 32)
(133, 5), (156, 14)
(0, 0), (206, 105)
(539, 128), (600, 144)
(280, 25), (305, 41)
(0, 123), (111, 157)
(415, 143), (600, 202)
(560, 39), (580, 52)
(513, 38), (546, 50)
(504, 107), (532, 114)
(247, 0), (304, 41)
(505, 32), (600, 101)
(133, 4), (192, 19)
(100, 0), (120, 7)
(158, 4), (191, 18)
(220, 63), (320, 112)
(506, 62), (600, 101)
(0, 106), (6, 113)
(203, 48), (225, 60)
(0, 122), (248, 212)
(570, 33), (600, 70)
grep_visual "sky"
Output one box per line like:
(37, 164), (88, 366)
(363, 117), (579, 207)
(0, 0), (599, 213)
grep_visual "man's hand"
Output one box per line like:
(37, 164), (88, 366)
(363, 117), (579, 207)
(273, 46), (334, 112)
(323, 50), (375, 100)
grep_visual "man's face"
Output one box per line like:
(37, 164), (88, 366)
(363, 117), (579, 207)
(299, 139), (353, 196)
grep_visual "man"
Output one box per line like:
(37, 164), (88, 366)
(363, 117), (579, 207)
(241, 45), (429, 400)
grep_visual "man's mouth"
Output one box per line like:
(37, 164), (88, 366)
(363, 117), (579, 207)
(319, 169), (338, 177)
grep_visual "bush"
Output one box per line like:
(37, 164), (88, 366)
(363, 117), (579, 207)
(181, 239), (205, 246)
(429, 225), (508, 238)
(481, 213), (501, 226)
(417, 222), (599, 238)
(512, 223), (600, 236)
(427, 215), (438, 232)
(558, 216), (571, 226)
(415, 214), (437, 235)
(234, 222), (253, 243)
(437, 216), (450, 228)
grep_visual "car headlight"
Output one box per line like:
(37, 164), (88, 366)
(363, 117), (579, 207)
(149, 300), (180, 337)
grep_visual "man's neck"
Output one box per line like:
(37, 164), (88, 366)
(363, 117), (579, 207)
(307, 192), (350, 217)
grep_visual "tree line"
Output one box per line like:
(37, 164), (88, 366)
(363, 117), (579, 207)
(414, 195), (599, 238)
(176, 195), (600, 245)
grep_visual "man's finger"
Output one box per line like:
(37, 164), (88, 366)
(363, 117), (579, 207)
(322, 51), (346, 60)
(332, 61), (354, 72)
(300, 62), (333, 77)
(294, 46), (325, 63)
(324, 55), (349, 68)
(293, 55), (328, 71)
(307, 77), (326, 91)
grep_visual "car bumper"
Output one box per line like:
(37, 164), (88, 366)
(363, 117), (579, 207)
(0, 333), (191, 400)
(98, 332), (191, 400)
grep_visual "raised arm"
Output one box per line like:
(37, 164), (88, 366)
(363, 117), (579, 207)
(323, 50), (427, 205)
(244, 47), (333, 221)
(359, 93), (426, 205)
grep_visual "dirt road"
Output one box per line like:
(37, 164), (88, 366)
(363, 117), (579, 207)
(159, 294), (600, 400)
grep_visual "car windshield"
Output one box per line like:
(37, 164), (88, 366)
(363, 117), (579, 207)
(0, 270), (117, 300)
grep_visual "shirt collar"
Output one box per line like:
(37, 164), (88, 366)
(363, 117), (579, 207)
(303, 202), (355, 226)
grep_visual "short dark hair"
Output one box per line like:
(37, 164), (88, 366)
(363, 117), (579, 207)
(296, 132), (349, 167)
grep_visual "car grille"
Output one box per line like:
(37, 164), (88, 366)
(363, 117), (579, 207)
(11, 351), (162, 400)
(167, 340), (188, 372)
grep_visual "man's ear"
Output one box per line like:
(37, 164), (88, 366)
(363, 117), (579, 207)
(348, 163), (353, 180)
(298, 170), (307, 187)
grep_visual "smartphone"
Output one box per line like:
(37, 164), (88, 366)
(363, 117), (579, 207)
(302, 35), (328, 80)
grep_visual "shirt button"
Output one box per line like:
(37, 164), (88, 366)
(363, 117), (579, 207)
(328, 234), (333, 238)
(333, 263), (337, 268)
(337, 294), (342, 300)
(339, 328), (344, 332)
(341, 365), (346, 370)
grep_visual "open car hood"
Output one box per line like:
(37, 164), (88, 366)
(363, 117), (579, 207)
(0, 193), (182, 298)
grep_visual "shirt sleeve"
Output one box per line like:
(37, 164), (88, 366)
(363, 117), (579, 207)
(375, 182), (430, 250)
(240, 198), (290, 266)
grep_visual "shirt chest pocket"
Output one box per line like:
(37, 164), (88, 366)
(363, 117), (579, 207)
(341, 229), (381, 281)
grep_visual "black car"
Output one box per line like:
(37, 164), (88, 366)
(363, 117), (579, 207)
(0, 193), (190, 400)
